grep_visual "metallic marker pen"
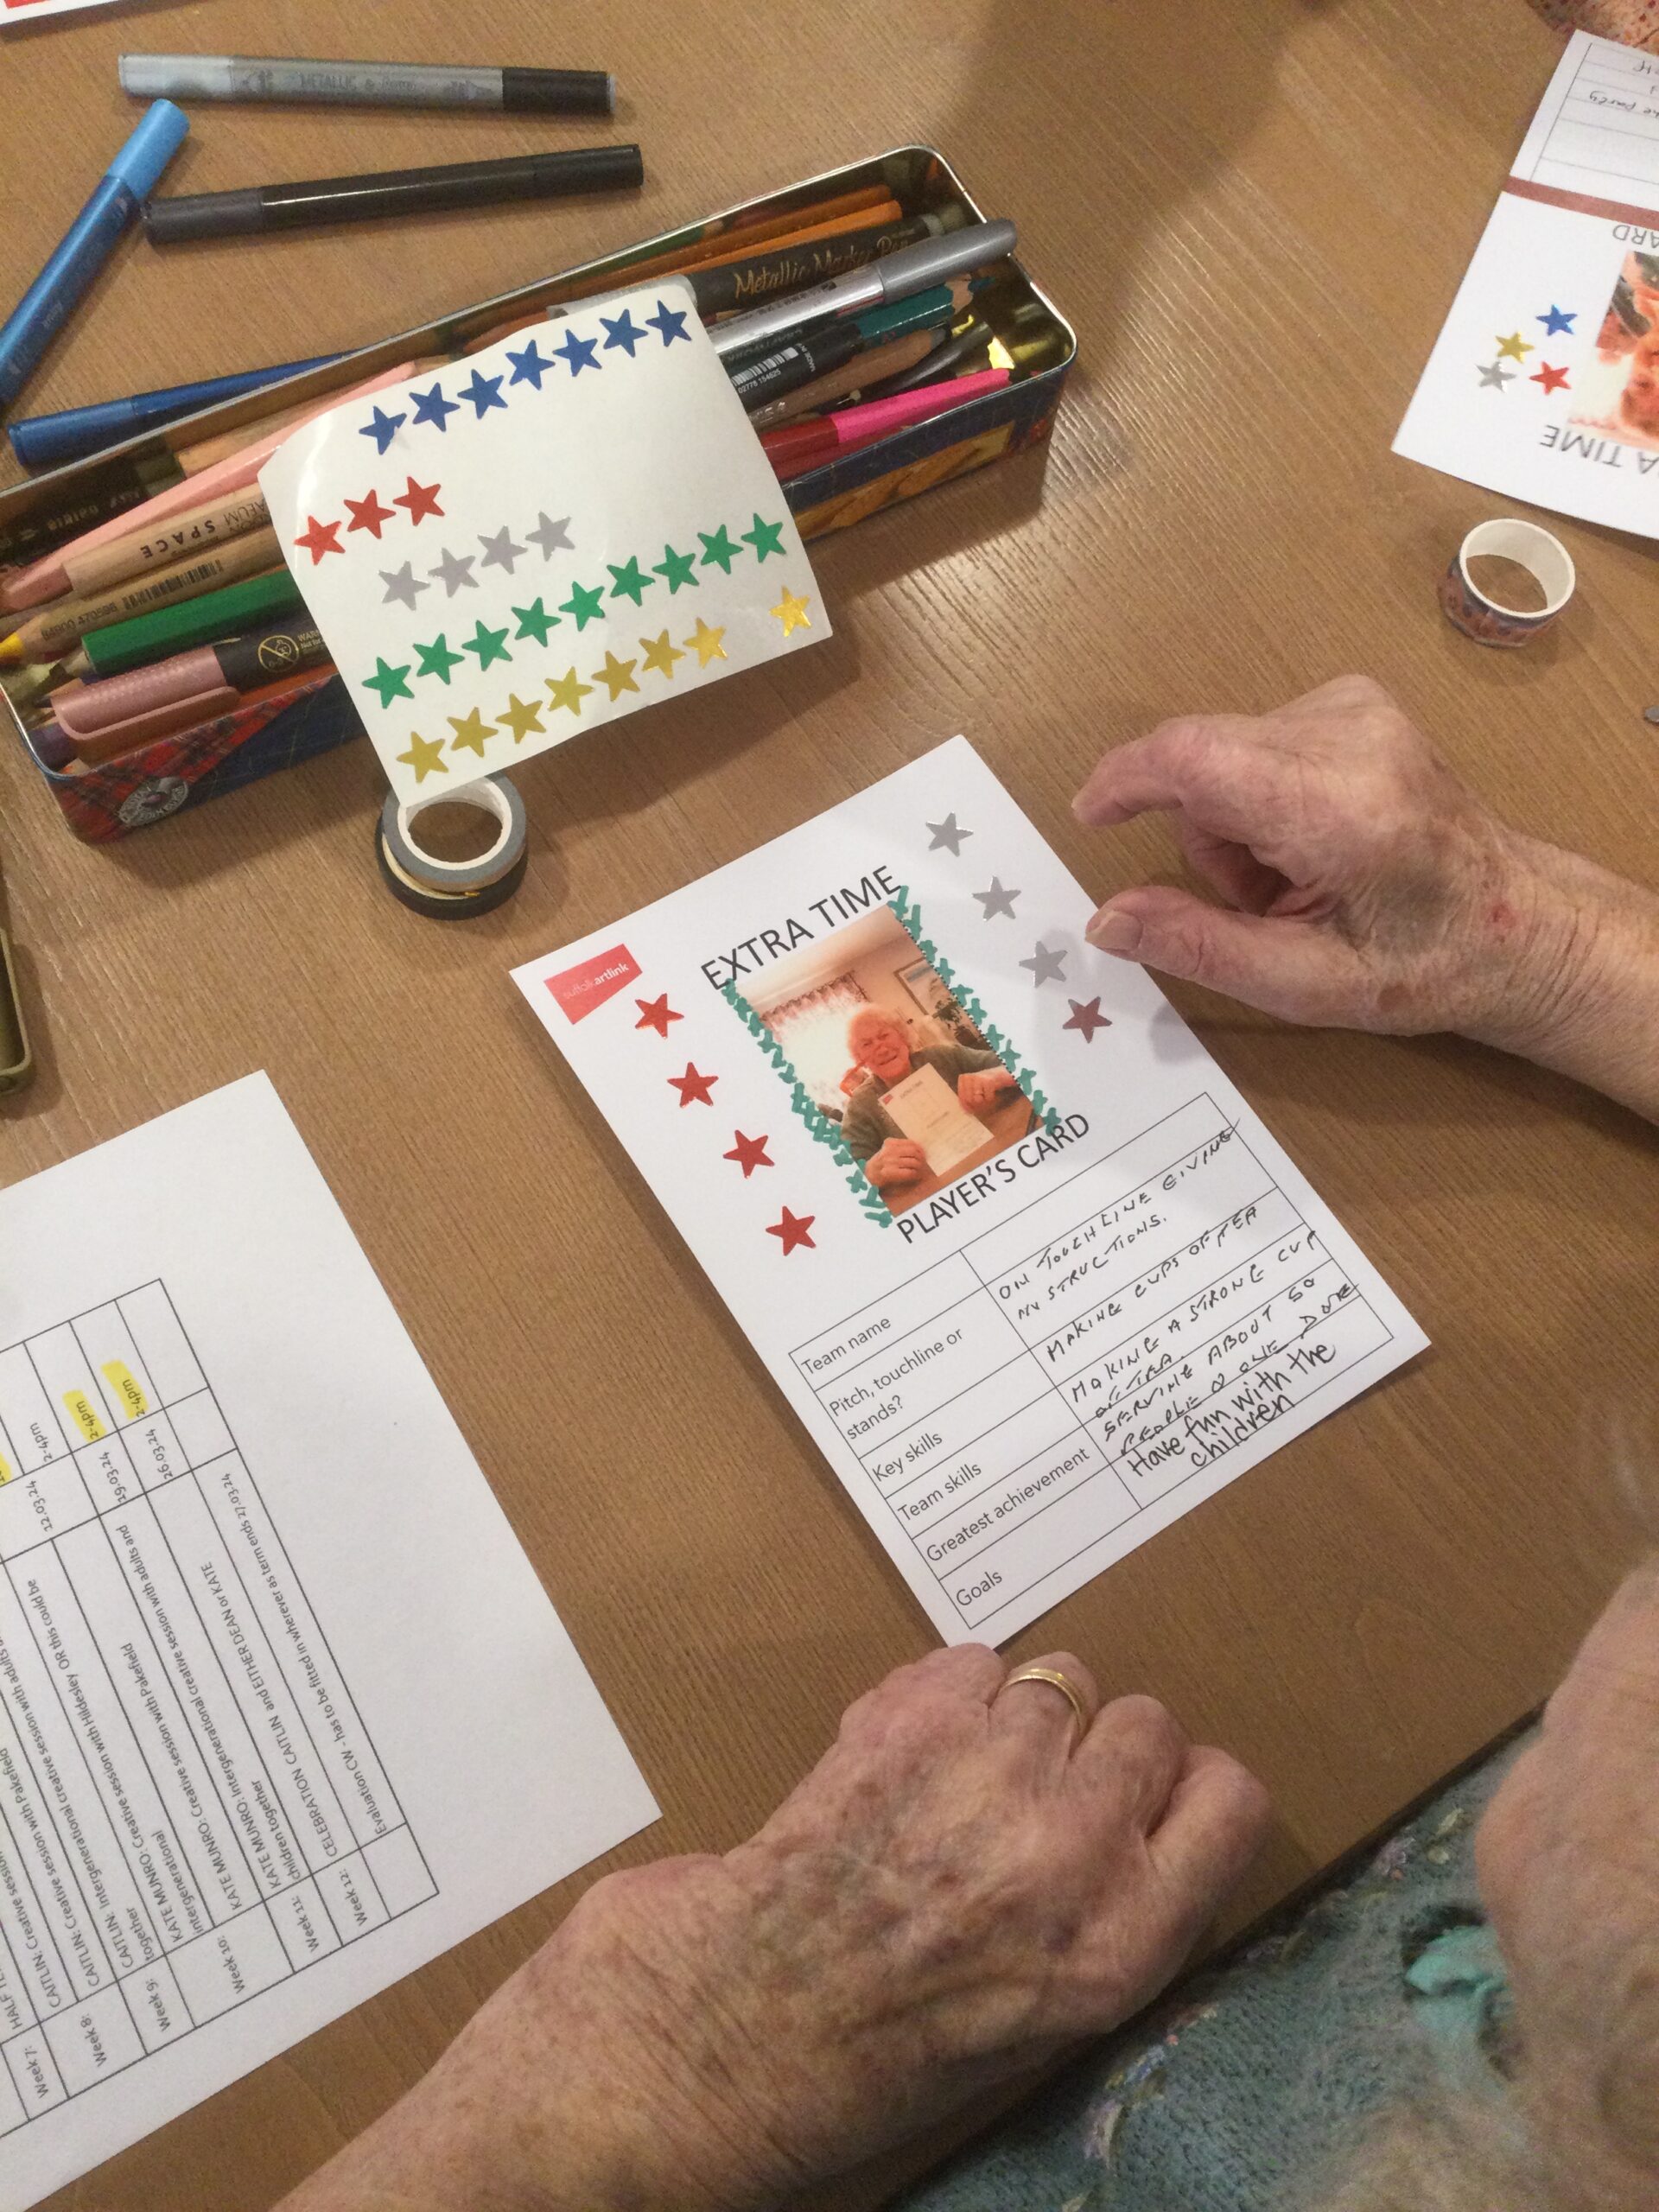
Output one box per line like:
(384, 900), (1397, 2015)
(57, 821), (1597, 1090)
(0, 103), (189, 417)
(709, 220), (1018, 359)
(120, 54), (615, 115)
(144, 143), (644, 245)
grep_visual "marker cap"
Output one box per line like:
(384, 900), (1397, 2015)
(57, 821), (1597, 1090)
(109, 100), (191, 200)
(502, 67), (614, 114)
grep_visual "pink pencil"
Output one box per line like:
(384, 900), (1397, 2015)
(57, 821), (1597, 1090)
(760, 367), (1011, 480)
(3, 360), (422, 613)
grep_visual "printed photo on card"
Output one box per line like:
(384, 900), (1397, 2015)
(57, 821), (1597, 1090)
(512, 738), (1428, 1647)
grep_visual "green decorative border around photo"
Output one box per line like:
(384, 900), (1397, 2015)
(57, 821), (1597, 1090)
(719, 889), (1063, 1231)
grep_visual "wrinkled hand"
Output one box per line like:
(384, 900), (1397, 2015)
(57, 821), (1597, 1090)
(866, 1135), (930, 1187)
(957, 1067), (1012, 1111)
(1072, 676), (1567, 1042)
(1478, 1560), (1659, 2209)
(310, 1649), (1268, 2212)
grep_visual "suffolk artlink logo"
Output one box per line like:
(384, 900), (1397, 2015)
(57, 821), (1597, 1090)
(545, 946), (640, 1023)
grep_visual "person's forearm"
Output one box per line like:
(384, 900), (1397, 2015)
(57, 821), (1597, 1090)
(1471, 834), (1659, 1122)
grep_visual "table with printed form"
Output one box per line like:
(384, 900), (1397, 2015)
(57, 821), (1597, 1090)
(0, 1280), (433, 2136)
(792, 1095), (1398, 1637)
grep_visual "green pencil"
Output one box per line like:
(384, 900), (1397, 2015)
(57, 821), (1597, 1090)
(74, 567), (304, 677)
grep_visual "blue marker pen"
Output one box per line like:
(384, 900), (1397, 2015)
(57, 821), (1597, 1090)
(9, 354), (345, 471)
(0, 101), (189, 419)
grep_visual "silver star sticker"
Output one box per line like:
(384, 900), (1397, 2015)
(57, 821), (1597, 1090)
(1477, 362), (1514, 390)
(1020, 940), (1068, 987)
(479, 524), (526, 575)
(528, 512), (574, 559)
(974, 879), (1020, 920)
(927, 813), (972, 855)
(380, 561), (428, 610)
(429, 546), (477, 597)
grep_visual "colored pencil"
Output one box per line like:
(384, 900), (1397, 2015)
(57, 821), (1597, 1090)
(0, 528), (282, 664)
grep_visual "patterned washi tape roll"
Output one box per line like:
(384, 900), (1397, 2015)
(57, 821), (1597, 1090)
(1438, 518), (1576, 649)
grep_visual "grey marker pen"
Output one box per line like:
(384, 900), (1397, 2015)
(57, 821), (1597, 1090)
(118, 54), (616, 116)
(708, 221), (1019, 359)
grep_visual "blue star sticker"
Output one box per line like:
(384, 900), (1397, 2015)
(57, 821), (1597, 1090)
(601, 308), (645, 358)
(647, 298), (690, 346)
(410, 382), (460, 432)
(554, 328), (601, 376)
(506, 340), (554, 389)
(359, 405), (406, 455)
(458, 369), (506, 418)
(1538, 304), (1577, 336)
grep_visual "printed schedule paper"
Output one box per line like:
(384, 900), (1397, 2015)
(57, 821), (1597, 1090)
(514, 739), (1427, 1646)
(0, 1076), (657, 2211)
(1396, 29), (1659, 534)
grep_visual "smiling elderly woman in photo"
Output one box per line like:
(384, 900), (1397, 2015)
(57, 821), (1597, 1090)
(841, 1004), (1019, 1189)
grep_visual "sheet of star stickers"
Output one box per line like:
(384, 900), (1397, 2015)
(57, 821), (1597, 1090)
(1396, 29), (1659, 534)
(512, 738), (1427, 1646)
(258, 276), (827, 804)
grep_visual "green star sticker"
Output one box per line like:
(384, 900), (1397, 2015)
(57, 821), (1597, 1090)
(652, 542), (699, 593)
(607, 555), (654, 607)
(698, 524), (740, 575)
(560, 578), (607, 630)
(361, 657), (414, 709)
(413, 633), (465, 685)
(742, 513), (785, 562)
(462, 619), (511, 671)
(512, 597), (560, 646)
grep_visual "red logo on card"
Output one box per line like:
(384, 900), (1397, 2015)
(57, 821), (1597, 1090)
(545, 945), (641, 1022)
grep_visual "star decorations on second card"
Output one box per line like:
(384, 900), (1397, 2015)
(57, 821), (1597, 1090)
(260, 278), (830, 803)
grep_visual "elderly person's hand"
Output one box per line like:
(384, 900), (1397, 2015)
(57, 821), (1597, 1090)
(1477, 1559), (1659, 2212)
(1073, 676), (1659, 1121)
(282, 1649), (1267, 2212)
(866, 1135), (930, 1187)
(957, 1066), (1013, 1111)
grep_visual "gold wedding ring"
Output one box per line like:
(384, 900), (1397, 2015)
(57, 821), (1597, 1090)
(996, 1664), (1093, 1742)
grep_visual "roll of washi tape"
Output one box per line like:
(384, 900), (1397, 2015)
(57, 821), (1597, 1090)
(1438, 518), (1576, 649)
(379, 772), (527, 893)
(374, 830), (529, 920)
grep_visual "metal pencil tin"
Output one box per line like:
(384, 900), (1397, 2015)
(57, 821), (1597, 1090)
(1, 146), (1075, 842)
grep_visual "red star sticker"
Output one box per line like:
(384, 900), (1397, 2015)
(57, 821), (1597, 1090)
(723, 1131), (773, 1177)
(345, 489), (396, 539)
(667, 1062), (718, 1107)
(634, 994), (682, 1038)
(293, 515), (343, 564)
(766, 1207), (816, 1255)
(1531, 362), (1570, 394)
(1063, 996), (1112, 1041)
(393, 474), (444, 524)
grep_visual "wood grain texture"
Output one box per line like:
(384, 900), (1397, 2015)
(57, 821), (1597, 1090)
(2, 0), (1656, 2203)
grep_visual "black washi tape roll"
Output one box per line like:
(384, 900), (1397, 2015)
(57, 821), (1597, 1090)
(374, 830), (529, 921)
(378, 772), (528, 893)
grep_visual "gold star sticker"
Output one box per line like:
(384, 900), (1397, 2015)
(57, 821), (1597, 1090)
(769, 588), (812, 638)
(447, 707), (493, 757)
(592, 651), (639, 702)
(545, 667), (592, 716)
(497, 692), (546, 744)
(685, 618), (727, 668)
(397, 731), (448, 782)
(639, 628), (684, 679)
(1495, 332), (1534, 362)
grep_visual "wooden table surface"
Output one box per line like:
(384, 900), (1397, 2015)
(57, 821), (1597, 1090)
(3, 0), (1656, 2204)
